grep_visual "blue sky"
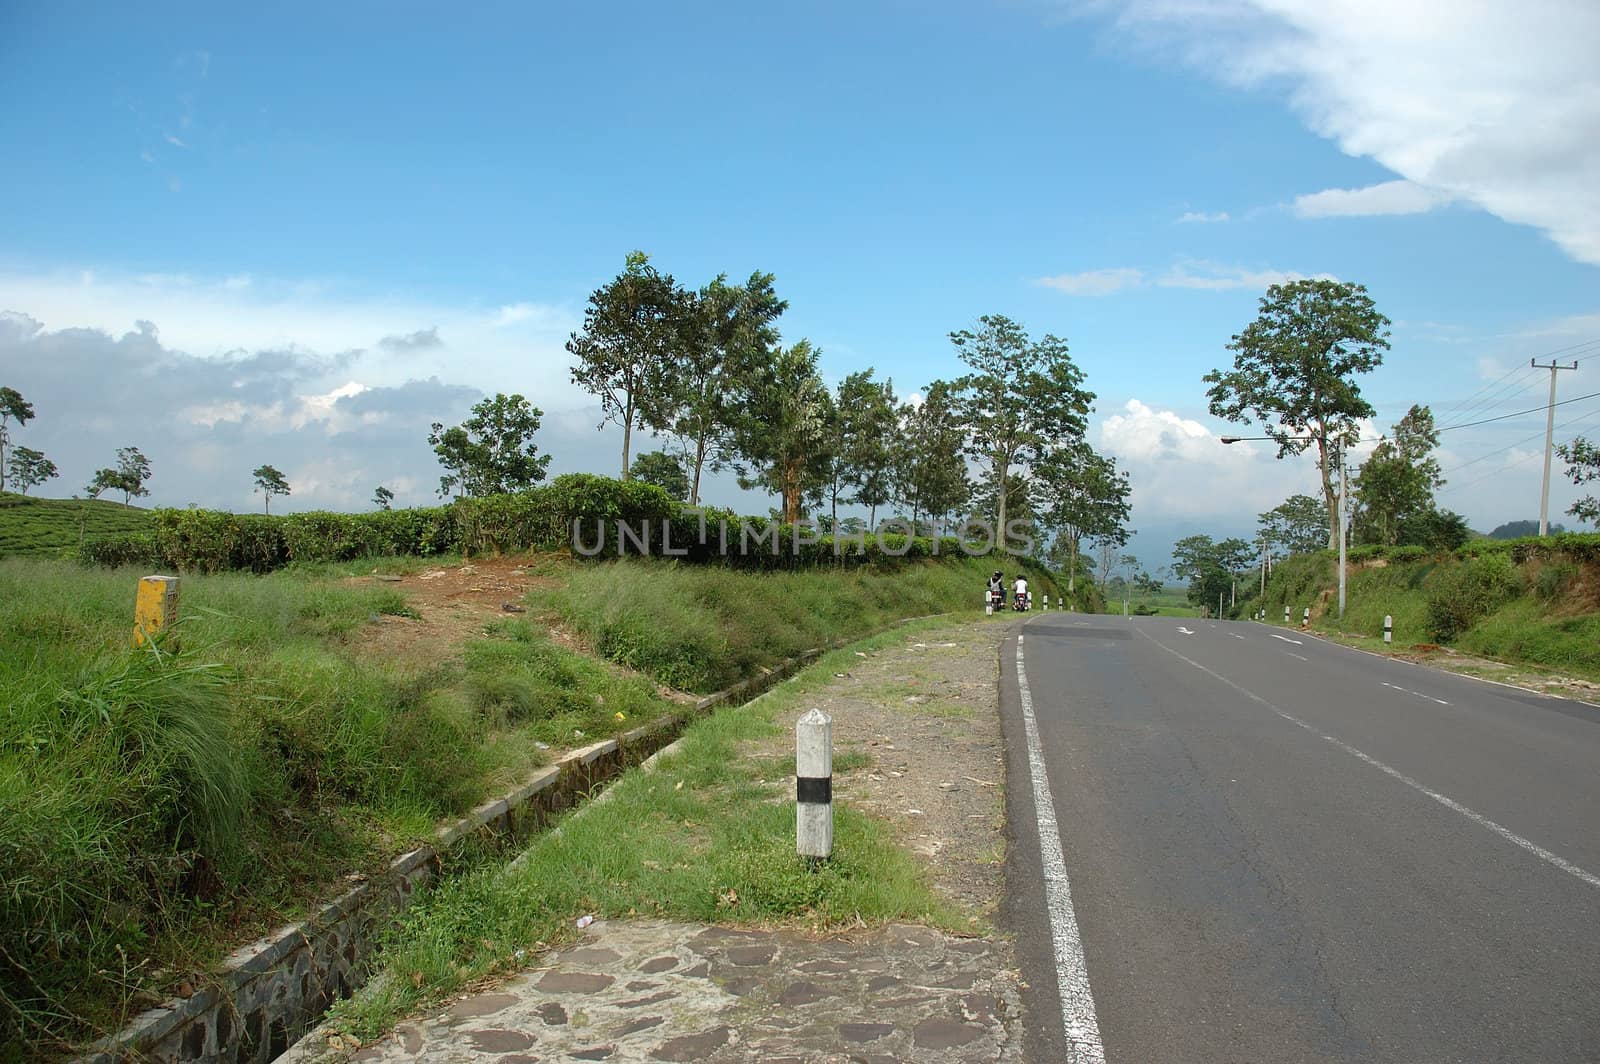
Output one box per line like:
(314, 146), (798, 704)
(2, 0), (1597, 561)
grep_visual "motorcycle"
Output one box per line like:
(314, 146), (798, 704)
(988, 587), (1005, 612)
(1013, 590), (1028, 612)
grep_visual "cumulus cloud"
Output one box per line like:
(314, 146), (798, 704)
(379, 326), (443, 353)
(0, 313), (485, 511)
(1035, 267), (1145, 296)
(1293, 179), (1452, 218)
(1070, 0), (1600, 264)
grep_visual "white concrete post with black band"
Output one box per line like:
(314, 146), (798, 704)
(796, 708), (833, 862)
(1284, 605), (1290, 624)
(985, 592), (994, 616)
(1384, 614), (1393, 645)
(1303, 606), (1310, 627)
(1043, 594), (1049, 611)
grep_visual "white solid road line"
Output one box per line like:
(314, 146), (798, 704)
(1382, 681), (1450, 706)
(1270, 633), (1304, 645)
(1015, 635), (1107, 1063)
(1139, 629), (1600, 892)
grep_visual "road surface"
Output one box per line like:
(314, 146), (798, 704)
(999, 613), (1600, 1063)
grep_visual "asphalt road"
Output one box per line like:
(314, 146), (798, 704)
(998, 613), (1600, 1064)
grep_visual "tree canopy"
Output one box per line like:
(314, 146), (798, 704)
(1205, 279), (1390, 547)
(253, 464), (291, 514)
(629, 450), (691, 501)
(728, 340), (834, 523)
(949, 315), (1094, 538)
(6, 446), (57, 495)
(429, 393), (552, 497)
(0, 386), (37, 494)
(1558, 437), (1600, 526)
(567, 251), (692, 478)
(1353, 404), (1443, 546)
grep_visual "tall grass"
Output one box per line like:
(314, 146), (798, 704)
(540, 555), (1058, 692)
(0, 558), (667, 1055)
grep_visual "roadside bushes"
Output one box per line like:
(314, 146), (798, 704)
(1424, 555), (1525, 642)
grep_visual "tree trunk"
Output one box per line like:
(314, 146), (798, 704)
(1318, 438), (1338, 549)
(1068, 536), (1077, 594)
(869, 502), (877, 530)
(995, 454), (1009, 547)
(691, 434), (709, 506)
(621, 410), (634, 480)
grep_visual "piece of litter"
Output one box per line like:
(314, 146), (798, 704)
(575, 915), (594, 929)
(905, 809), (924, 816)
(614, 711), (626, 721)
(501, 602), (525, 613)
(855, 651), (867, 657)
(534, 741), (550, 750)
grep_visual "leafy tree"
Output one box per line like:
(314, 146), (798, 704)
(1353, 404), (1443, 546)
(0, 386), (36, 493)
(1558, 437), (1600, 526)
(826, 370), (898, 530)
(86, 447), (152, 506)
(893, 381), (970, 531)
(1171, 534), (1253, 613)
(1396, 508), (1472, 551)
(1205, 279), (1391, 547)
(629, 449), (691, 501)
(5, 446), (57, 494)
(949, 315), (1094, 537)
(252, 464), (291, 514)
(1259, 493), (1328, 558)
(373, 485), (395, 510)
(729, 340), (833, 523)
(567, 251), (691, 478)
(429, 393), (552, 498)
(668, 271), (786, 504)
(1034, 442), (1131, 593)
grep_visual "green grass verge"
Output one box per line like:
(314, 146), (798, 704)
(538, 555), (1059, 692)
(0, 493), (152, 558)
(1253, 551), (1600, 684)
(323, 621), (966, 1042)
(0, 558), (673, 1057)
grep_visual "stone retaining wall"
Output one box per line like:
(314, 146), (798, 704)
(77, 651), (824, 1064)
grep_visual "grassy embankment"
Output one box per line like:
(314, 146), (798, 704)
(0, 492), (151, 558)
(323, 619), (970, 1044)
(0, 550), (1047, 1057)
(1248, 546), (1600, 683)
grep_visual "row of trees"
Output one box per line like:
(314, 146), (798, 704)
(0, 387), (58, 495)
(424, 254), (1135, 570)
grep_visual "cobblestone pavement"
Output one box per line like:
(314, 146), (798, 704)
(334, 919), (1022, 1063)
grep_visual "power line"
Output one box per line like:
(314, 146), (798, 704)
(1440, 408), (1600, 495)
(1438, 400), (1600, 480)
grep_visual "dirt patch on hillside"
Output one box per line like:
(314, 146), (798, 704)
(746, 619), (1015, 922)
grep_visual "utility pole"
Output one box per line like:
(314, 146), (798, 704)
(1338, 441), (1347, 621)
(1534, 358), (1579, 536)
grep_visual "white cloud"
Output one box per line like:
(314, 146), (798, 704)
(1071, 0), (1600, 264)
(1156, 260), (1333, 290)
(1099, 398), (1296, 521)
(163, 133), (187, 149)
(0, 267), (578, 397)
(1293, 179), (1451, 218)
(1035, 267), (1145, 296)
(1177, 210), (1230, 223)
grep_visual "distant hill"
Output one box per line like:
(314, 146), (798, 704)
(0, 492), (151, 558)
(1488, 519), (1565, 540)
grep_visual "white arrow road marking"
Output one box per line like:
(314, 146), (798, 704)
(1270, 633), (1303, 645)
(1176, 626), (1195, 635)
(1139, 630), (1600, 892)
(1230, 633), (1246, 640)
(1015, 637), (1106, 1062)
(1382, 681), (1450, 706)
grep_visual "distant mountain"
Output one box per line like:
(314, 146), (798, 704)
(1488, 520), (1565, 539)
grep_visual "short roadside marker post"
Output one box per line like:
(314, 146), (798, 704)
(1302, 606), (1310, 628)
(1384, 614), (1393, 645)
(134, 575), (180, 648)
(984, 592), (993, 616)
(796, 708), (833, 865)
(1284, 605), (1290, 624)
(1043, 594), (1049, 611)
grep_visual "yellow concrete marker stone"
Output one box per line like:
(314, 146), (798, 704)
(133, 575), (180, 648)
